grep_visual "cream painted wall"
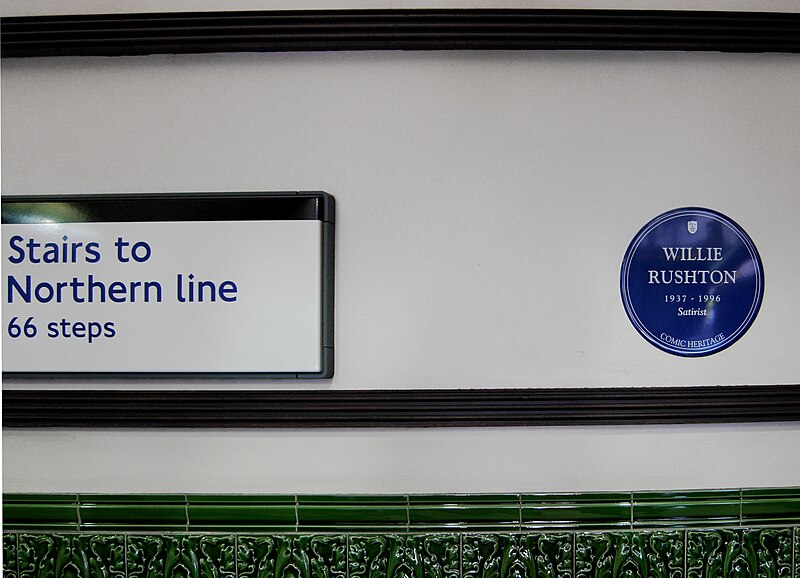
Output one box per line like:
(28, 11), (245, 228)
(2, 0), (799, 17)
(3, 51), (800, 390)
(2, 22), (799, 491)
(4, 424), (800, 493)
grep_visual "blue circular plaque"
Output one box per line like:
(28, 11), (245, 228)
(620, 207), (763, 357)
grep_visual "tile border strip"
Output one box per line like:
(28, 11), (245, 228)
(4, 489), (799, 533)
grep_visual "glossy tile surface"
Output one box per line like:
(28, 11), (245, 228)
(4, 533), (18, 578)
(687, 529), (793, 578)
(523, 493), (631, 529)
(3, 494), (79, 531)
(239, 535), (346, 578)
(633, 490), (741, 527)
(17, 534), (125, 578)
(188, 505), (295, 531)
(1, 528), (799, 578)
(128, 535), (235, 578)
(464, 533), (573, 578)
(576, 531), (685, 578)
(410, 505), (520, 531)
(742, 488), (800, 525)
(350, 535), (459, 578)
(4, 489), (800, 531)
(298, 503), (408, 531)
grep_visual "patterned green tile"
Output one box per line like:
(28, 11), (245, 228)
(633, 491), (740, 527)
(238, 535), (346, 578)
(4, 495), (79, 531)
(4, 533), (18, 578)
(576, 531), (684, 578)
(794, 528), (799, 578)
(523, 494), (631, 529)
(349, 535), (459, 578)
(237, 536), (347, 578)
(687, 529), (792, 578)
(17, 534), (125, 578)
(463, 533), (573, 578)
(128, 535), (235, 578)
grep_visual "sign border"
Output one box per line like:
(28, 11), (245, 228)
(2, 191), (335, 379)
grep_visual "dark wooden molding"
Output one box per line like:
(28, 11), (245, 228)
(3, 12), (798, 428)
(2, 9), (799, 58)
(3, 385), (799, 428)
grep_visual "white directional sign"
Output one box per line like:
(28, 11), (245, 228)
(2, 193), (334, 377)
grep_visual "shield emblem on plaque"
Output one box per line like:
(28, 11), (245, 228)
(687, 220), (698, 234)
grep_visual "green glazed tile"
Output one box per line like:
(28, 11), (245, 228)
(4, 533), (18, 578)
(409, 505), (520, 529)
(297, 505), (407, 528)
(633, 501), (740, 527)
(3, 494), (78, 504)
(79, 504), (187, 530)
(741, 488), (800, 499)
(523, 503), (631, 529)
(687, 529), (792, 578)
(300, 524), (408, 535)
(187, 504), (296, 528)
(576, 531), (684, 578)
(409, 494), (520, 505)
(238, 535), (346, 578)
(464, 533), (573, 578)
(298, 495), (407, 504)
(188, 494), (295, 504)
(3, 504), (79, 531)
(128, 535), (235, 578)
(80, 494), (185, 504)
(349, 535), (459, 578)
(741, 497), (800, 524)
(634, 490), (740, 502)
(18, 534), (125, 578)
(523, 492), (631, 503)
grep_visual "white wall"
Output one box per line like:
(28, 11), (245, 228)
(4, 51), (800, 390)
(3, 39), (800, 490)
(3, 0), (799, 17)
(4, 424), (800, 493)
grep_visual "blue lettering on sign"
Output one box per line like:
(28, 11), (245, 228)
(620, 207), (764, 357)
